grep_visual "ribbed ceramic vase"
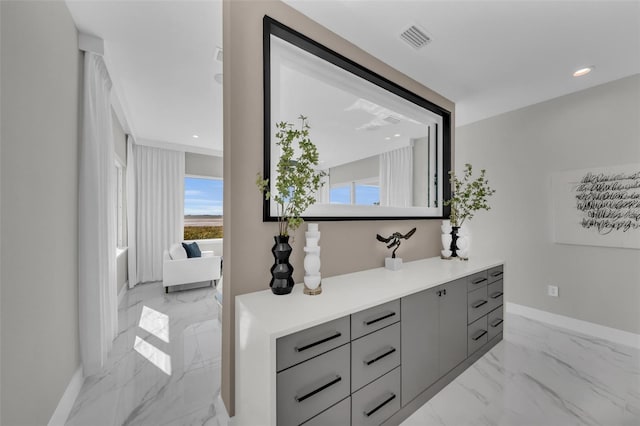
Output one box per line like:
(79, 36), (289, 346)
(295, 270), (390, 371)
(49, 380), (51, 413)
(270, 235), (294, 295)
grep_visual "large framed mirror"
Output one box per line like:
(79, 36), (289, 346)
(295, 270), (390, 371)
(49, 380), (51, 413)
(263, 16), (451, 221)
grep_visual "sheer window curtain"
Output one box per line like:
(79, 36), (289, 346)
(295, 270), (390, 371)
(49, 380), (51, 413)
(126, 136), (137, 287)
(134, 145), (185, 283)
(379, 145), (414, 207)
(79, 52), (117, 376)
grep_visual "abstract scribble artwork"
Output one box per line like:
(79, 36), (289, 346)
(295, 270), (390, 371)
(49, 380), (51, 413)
(552, 164), (640, 249)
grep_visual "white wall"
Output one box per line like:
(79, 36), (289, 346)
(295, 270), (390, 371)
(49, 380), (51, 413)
(186, 152), (223, 178)
(457, 74), (640, 334)
(329, 155), (378, 186)
(1, 0), (82, 424)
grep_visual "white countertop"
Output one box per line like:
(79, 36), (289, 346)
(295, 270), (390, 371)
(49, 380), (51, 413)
(236, 256), (504, 340)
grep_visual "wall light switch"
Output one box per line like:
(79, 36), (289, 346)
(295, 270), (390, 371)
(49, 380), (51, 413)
(547, 285), (559, 297)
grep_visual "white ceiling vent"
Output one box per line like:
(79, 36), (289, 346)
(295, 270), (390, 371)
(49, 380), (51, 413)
(400, 25), (431, 49)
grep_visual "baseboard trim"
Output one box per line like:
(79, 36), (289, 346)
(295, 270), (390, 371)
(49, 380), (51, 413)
(118, 282), (128, 307)
(506, 302), (640, 349)
(47, 366), (84, 426)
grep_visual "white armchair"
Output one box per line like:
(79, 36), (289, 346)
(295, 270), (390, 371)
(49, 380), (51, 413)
(162, 249), (221, 293)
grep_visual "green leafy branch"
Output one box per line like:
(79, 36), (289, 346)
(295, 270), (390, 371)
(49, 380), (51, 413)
(444, 163), (496, 227)
(256, 115), (326, 236)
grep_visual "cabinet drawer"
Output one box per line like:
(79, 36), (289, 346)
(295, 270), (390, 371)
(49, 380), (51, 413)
(352, 367), (401, 426)
(301, 397), (350, 426)
(488, 306), (504, 341)
(351, 299), (400, 340)
(468, 285), (489, 324)
(277, 344), (351, 426)
(488, 265), (504, 283)
(277, 316), (350, 372)
(351, 323), (401, 392)
(487, 280), (504, 312)
(468, 316), (488, 356)
(467, 271), (488, 292)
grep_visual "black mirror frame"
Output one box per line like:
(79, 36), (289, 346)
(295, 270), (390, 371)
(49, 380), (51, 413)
(263, 15), (451, 222)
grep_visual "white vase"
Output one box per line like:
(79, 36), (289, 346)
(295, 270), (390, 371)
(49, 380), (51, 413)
(303, 223), (322, 295)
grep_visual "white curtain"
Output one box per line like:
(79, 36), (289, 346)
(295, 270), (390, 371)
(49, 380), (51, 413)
(79, 52), (117, 376)
(316, 172), (330, 204)
(135, 145), (185, 283)
(379, 145), (413, 207)
(126, 136), (137, 287)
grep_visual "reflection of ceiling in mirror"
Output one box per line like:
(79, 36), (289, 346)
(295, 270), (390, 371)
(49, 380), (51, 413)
(272, 36), (439, 170)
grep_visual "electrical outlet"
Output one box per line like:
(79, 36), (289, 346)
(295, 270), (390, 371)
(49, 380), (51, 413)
(547, 285), (559, 297)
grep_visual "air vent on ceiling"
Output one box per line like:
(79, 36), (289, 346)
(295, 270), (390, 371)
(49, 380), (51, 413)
(381, 115), (401, 125)
(400, 25), (431, 49)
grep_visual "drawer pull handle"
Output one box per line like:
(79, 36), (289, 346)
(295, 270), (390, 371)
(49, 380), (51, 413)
(363, 346), (396, 366)
(490, 318), (503, 327)
(294, 375), (342, 403)
(472, 277), (487, 285)
(471, 330), (488, 341)
(364, 392), (396, 417)
(364, 311), (396, 326)
(490, 291), (503, 299)
(472, 300), (488, 309)
(295, 331), (342, 352)
(491, 271), (503, 277)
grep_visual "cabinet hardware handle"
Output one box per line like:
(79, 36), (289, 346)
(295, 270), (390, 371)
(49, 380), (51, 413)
(472, 277), (487, 285)
(363, 346), (396, 366)
(443, 289), (447, 296)
(472, 300), (487, 309)
(471, 330), (488, 341)
(295, 331), (342, 352)
(490, 291), (503, 299)
(363, 392), (396, 417)
(490, 318), (503, 327)
(363, 311), (396, 326)
(491, 271), (503, 277)
(294, 375), (342, 402)
(437, 290), (442, 297)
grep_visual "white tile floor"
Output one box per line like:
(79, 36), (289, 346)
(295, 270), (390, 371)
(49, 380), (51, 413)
(67, 282), (640, 426)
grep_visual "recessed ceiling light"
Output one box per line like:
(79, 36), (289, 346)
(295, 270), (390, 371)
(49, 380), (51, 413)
(192, 134), (199, 139)
(394, 133), (401, 138)
(385, 137), (391, 140)
(573, 66), (594, 77)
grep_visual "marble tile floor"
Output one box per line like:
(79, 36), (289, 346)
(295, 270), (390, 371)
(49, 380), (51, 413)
(66, 281), (223, 426)
(66, 282), (640, 426)
(402, 314), (640, 426)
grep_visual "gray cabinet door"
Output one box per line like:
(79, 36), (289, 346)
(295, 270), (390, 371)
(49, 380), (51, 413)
(438, 278), (468, 376)
(400, 287), (439, 406)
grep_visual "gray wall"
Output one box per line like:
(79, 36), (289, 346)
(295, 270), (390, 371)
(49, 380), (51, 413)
(1, 1), (82, 424)
(329, 155), (378, 186)
(222, 0), (455, 414)
(456, 74), (640, 334)
(186, 152), (223, 178)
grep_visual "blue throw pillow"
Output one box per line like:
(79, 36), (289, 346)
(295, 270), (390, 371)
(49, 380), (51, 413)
(182, 242), (202, 258)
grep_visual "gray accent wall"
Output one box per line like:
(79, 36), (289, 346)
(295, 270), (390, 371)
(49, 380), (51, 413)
(456, 74), (640, 334)
(1, 0), (82, 424)
(186, 152), (223, 178)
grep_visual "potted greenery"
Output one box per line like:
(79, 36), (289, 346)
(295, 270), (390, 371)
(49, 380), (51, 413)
(256, 115), (325, 294)
(443, 163), (496, 258)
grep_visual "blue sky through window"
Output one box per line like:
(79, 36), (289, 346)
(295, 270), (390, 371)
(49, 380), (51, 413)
(356, 185), (379, 206)
(184, 177), (223, 216)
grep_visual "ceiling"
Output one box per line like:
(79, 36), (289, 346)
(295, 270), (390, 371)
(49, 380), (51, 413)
(65, 0), (639, 154)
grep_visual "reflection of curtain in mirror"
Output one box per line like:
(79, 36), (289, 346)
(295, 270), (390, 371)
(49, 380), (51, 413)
(379, 146), (413, 207)
(315, 172), (330, 204)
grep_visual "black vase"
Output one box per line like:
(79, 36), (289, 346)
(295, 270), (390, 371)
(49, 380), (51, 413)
(450, 226), (460, 258)
(270, 235), (294, 295)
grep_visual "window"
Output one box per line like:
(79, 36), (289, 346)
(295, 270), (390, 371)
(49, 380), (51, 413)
(114, 161), (125, 248)
(330, 180), (380, 206)
(184, 177), (223, 240)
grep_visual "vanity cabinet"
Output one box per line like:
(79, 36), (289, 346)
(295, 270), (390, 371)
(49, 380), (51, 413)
(235, 257), (505, 426)
(401, 277), (467, 406)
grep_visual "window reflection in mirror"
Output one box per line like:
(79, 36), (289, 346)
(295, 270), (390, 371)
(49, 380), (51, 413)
(264, 17), (451, 220)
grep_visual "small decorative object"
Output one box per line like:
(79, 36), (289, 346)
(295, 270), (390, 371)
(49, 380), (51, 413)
(256, 115), (326, 295)
(443, 163), (495, 260)
(376, 228), (417, 271)
(303, 223), (322, 295)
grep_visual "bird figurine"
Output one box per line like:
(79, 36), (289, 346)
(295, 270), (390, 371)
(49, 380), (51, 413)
(376, 227), (417, 259)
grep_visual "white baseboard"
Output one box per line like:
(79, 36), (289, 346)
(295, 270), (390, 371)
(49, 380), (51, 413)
(506, 302), (640, 349)
(48, 366), (84, 426)
(118, 282), (128, 307)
